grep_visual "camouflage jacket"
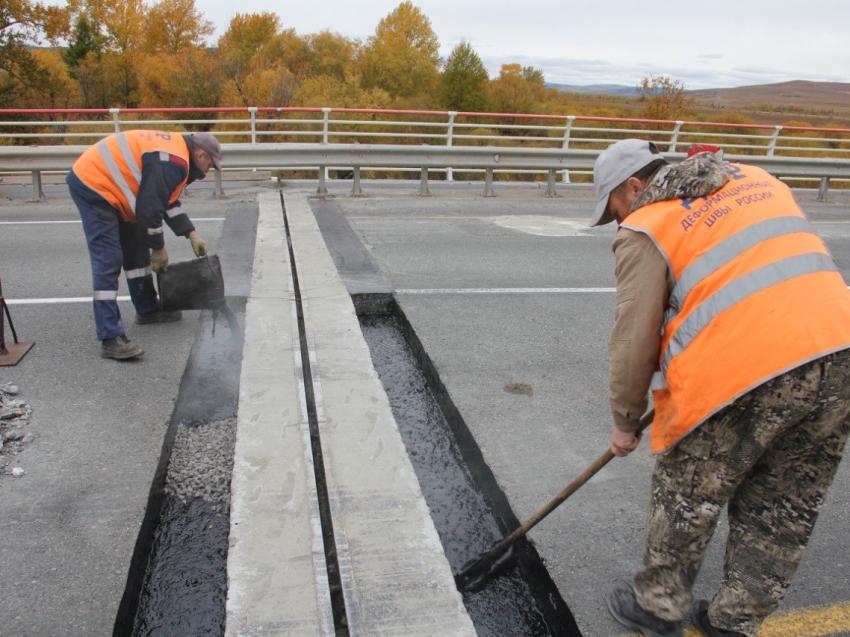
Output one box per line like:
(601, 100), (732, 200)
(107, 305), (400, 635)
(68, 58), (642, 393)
(632, 150), (730, 212)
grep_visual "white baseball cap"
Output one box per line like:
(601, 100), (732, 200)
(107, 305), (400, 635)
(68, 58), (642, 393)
(591, 139), (659, 226)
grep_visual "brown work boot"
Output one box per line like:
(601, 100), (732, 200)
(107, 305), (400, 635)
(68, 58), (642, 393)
(135, 309), (182, 325)
(101, 335), (144, 360)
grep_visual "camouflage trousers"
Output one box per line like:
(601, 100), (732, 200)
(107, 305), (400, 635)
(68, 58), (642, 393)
(633, 348), (850, 636)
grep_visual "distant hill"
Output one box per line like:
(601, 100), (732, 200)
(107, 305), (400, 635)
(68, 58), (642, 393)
(688, 80), (850, 111)
(547, 83), (637, 96)
(549, 79), (850, 114)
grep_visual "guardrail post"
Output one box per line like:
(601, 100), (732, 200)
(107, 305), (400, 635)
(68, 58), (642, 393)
(214, 168), (224, 198)
(483, 168), (496, 197)
(317, 166), (328, 196)
(767, 125), (783, 156)
(545, 169), (558, 197)
(31, 171), (45, 201)
(417, 167), (431, 196)
(322, 107), (332, 184)
(668, 121), (683, 152)
(110, 108), (121, 133)
(350, 167), (363, 196)
(817, 176), (830, 202)
(446, 111), (457, 182)
(248, 107), (258, 144)
(561, 115), (575, 183)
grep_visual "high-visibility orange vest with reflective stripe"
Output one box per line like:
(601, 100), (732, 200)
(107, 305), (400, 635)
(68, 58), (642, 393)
(72, 130), (189, 221)
(622, 163), (850, 453)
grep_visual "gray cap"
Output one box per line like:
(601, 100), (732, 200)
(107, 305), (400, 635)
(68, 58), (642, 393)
(591, 139), (658, 226)
(191, 132), (221, 170)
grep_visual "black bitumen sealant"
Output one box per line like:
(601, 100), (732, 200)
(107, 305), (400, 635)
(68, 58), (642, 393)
(114, 203), (258, 637)
(355, 294), (582, 637)
(114, 300), (246, 637)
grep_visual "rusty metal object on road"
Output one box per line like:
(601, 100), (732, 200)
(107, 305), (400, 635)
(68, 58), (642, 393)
(0, 275), (35, 366)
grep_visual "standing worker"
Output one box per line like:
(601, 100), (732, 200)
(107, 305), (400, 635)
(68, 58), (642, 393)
(591, 139), (850, 637)
(67, 130), (221, 360)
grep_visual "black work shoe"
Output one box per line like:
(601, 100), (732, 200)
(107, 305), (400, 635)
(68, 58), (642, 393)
(101, 335), (144, 360)
(607, 583), (683, 637)
(692, 600), (746, 637)
(135, 309), (182, 325)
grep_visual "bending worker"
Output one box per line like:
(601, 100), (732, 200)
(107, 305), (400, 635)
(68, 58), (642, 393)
(592, 139), (850, 637)
(67, 130), (220, 360)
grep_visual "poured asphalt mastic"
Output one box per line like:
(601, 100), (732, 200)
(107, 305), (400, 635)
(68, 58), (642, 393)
(357, 300), (581, 637)
(115, 302), (246, 637)
(132, 417), (237, 636)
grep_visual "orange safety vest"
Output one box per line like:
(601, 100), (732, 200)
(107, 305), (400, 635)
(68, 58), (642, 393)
(622, 163), (850, 453)
(72, 130), (190, 221)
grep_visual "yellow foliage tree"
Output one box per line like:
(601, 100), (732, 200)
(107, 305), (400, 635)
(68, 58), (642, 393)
(144, 0), (214, 55)
(490, 64), (545, 115)
(217, 12), (303, 107)
(294, 30), (359, 82)
(24, 48), (77, 108)
(359, 1), (440, 106)
(637, 74), (695, 121)
(137, 48), (220, 117)
(294, 73), (391, 110)
(0, 0), (70, 105)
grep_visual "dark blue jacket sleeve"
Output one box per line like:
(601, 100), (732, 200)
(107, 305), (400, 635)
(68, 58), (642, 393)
(135, 153), (196, 250)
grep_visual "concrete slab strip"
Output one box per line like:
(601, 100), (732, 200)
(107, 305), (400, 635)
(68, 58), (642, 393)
(285, 192), (475, 636)
(226, 192), (334, 636)
(227, 191), (472, 635)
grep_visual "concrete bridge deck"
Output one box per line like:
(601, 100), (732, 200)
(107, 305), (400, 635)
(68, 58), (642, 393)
(1, 176), (849, 636)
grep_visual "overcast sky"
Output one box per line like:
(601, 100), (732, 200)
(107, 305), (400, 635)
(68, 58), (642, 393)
(196, 0), (850, 90)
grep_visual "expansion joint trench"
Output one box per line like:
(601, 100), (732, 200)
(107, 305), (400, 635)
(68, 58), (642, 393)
(281, 194), (350, 636)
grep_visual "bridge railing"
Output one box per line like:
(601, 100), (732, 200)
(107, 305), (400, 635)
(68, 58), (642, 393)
(1, 107), (849, 200)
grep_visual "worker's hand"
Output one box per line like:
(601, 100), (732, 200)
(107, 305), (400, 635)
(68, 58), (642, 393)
(190, 235), (208, 257)
(611, 428), (642, 457)
(150, 248), (169, 273)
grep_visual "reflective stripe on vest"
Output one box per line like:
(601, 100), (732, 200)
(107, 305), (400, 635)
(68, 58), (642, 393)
(661, 251), (837, 374)
(664, 215), (815, 325)
(622, 163), (850, 452)
(96, 136), (140, 214)
(72, 130), (189, 222)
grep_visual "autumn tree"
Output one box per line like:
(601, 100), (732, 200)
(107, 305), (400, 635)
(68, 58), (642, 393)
(490, 63), (546, 115)
(217, 12), (300, 107)
(63, 0), (150, 106)
(23, 48), (77, 109)
(637, 74), (695, 121)
(359, 1), (441, 106)
(0, 0), (69, 105)
(439, 40), (491, 112)
(137, 48), (220, 122)
(293, 30), (358, 82)
(144, 0), (214, 55)
(63, 15), (105, 67)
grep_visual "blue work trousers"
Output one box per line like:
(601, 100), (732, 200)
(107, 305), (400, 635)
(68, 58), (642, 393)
(72, 190), (160, 340)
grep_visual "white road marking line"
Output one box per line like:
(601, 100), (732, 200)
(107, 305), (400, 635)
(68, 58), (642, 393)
(6, 296), (131, 305)
(396, 287), (616, 294)
(0, 217), (225, 225)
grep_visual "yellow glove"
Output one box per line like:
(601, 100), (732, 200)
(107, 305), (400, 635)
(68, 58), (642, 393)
(190, 235), (208, 257)
(150, 248), (169, 272)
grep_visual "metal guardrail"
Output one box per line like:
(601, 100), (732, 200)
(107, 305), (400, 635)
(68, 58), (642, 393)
(1, 106), (849, 200)
(2, 142), (849, 201)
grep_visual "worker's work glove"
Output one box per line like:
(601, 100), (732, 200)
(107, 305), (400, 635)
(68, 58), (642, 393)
(150, 248), (169, 273)
(190, 235), (208, 257)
